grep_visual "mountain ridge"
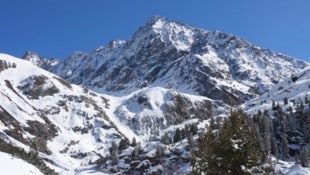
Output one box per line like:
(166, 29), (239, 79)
(24, 16), (309, 102)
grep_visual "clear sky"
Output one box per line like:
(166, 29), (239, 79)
(0, 0), (309, 61)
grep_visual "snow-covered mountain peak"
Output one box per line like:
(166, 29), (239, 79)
(36, 16), (309, 107)
(145, 15), (200, 33)
(146, 15), (167, 24)
(106, 39), (126, 49)
(22, 51), (42, 66)
(153, 19), (196, 51)
(128, 16), (203, 52)
(91, 40), (126, 56)
(22, 51), (60, 72)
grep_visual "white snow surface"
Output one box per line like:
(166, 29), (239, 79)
(0, 54), (124, 173)
(152, 17), (195, 51)
(0, 151), (43, 175)
(243, 66), (310, 115)
(284, 165), (310, 175)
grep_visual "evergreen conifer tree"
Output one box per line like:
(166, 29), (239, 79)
(300, 146), (309, 167)
(174, 128), (181, 143)
(118, 138), (129, 150)
(281, 136), (290, 160)
(110, 141), (119, 165)
(161, 132), (171, 145)
(193, 110), (264, 174)
(131, 137), (137, 147)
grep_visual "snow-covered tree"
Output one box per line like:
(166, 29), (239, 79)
(173, 128), (181, 143)
(131, 137), (137, 147)
(161, 132), (171, 145)
(300, 146), (309, 167)
(193, 110), (264, 174)
(281, 136), (290, 160)
(110, 141), (119, 165)
(118, 138), (129, 150)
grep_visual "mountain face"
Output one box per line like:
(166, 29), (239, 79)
(2, 16), (310, 174)
(244, 67), (310, 114)
(0, 54), (218, 174)
(0, 54), (118, 173)
(29, 16), (308, 104)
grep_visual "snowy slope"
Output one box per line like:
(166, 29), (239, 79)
(0, 54), (125, 173)
(0, 151), (43, 175)
(0, 53), (218, 174)
(283, 164), (310, 175)
(273, 160), (310, 175)
(110, 86), (216, 140)
(243, 66), (310, 114)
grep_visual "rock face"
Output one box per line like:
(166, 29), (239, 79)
(22, 51), (59, 70)
(34, 16), (308, 105)
(18, 75), (60, 99)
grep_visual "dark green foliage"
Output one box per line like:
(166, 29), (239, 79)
(0, 138), (58, 174)
(192, 128), (217, 174)
(193, 110), (264, 174)
(18, 75), (60, 99)
(269, 98), (310, 162)
(118, 138), (129, 150)
(155, 145), (165, 164)
(131, 137), (137, 147)
(110, 141), (119, 165)
(0, 60), (3, 72)
(280, 136), (289, 160)
(173, 128), (181, 143)
(0, 60), (15, 72)
(271, 138), (279, 158)
(291, 74), (298, 82)
(161, 132), (171, 145)
(53, 76), (72, 89)
(252, 112), (275, 161)
(284, 97), (288, 105)
(3, 60), (8, 69)
(209, 116), (217, 130)
(300, 146), (310, 167)
(189, 123), (198, 135)
(131, 142), (142, 161)
(186, 132), (194, 150)
(171, 123), (198, 144)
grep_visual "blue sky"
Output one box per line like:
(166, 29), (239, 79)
(0, 0), (309, 61)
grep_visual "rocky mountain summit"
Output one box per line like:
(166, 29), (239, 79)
(26, 16), (308, 103)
